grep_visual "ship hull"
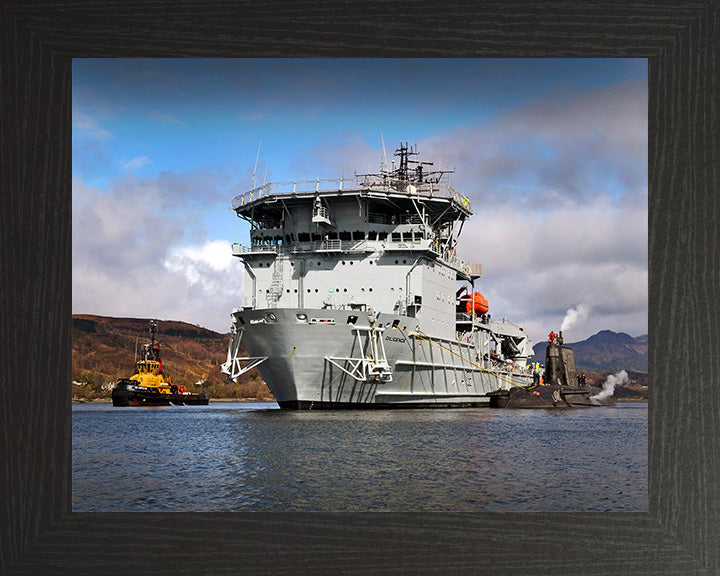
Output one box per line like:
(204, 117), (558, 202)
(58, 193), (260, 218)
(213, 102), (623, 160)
(278, 398), (495, 410)
(230, 308), (533, 409)
(112, 386), (209, 407)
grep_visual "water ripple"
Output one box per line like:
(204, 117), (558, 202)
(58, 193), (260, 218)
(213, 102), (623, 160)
(73, 402), (647, 512)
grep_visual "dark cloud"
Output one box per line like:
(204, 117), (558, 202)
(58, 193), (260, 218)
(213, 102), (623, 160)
(457, 199), (647, 342)
(424, 79), (647, 210)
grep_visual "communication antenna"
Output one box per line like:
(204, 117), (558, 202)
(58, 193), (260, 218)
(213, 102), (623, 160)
(381, 132), (388, 171)
(251, 139), (262, 189)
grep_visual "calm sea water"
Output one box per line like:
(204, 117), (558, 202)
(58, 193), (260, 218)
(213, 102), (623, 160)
(72, 401), (647, 512)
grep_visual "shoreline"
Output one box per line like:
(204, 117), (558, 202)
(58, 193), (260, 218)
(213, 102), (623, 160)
(72, 397), (646, 404)
(72, 398), (277, 404)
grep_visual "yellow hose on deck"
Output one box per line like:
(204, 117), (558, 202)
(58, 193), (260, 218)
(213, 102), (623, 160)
(396, 325), (531, 389)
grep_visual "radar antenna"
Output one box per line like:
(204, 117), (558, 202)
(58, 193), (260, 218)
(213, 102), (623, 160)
(356, 141), (454, 188)
(394, 141), (419, 181)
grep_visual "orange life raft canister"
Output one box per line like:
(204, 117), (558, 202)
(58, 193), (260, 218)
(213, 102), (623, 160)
(463, 292), (489, 315)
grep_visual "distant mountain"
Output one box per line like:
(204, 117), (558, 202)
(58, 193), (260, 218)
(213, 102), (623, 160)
(532, 330), (648, 372)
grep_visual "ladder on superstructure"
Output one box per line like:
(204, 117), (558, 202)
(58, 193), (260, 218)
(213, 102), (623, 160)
(266, 256), (284, 308)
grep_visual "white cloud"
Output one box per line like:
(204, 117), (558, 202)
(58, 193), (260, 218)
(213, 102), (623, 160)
(72, 176), (244, 333)
(163, 240), (241, 295)
(122, 156), (152, 170)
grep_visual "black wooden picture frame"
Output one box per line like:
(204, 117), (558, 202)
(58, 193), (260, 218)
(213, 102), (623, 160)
(2, 2), (718, 574)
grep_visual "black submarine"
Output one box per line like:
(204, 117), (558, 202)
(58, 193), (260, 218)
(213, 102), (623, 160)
(488, 331), (615, 408)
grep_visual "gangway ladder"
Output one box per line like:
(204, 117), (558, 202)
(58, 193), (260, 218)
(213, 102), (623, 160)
(221, 326), (268, 381)
(324, 312), (393, 383)
(266, 255), (284, 308)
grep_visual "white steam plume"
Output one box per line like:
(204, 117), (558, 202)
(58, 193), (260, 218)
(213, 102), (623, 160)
(591, 369), (629, 403)
(560, 303), (591, 332)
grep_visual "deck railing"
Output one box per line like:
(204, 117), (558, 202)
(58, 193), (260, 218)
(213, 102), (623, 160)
(231, 241), (482, 279)
(231, 243), (278, 255)
(231, 176), (472, 212)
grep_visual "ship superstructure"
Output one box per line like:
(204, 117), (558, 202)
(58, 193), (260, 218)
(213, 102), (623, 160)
(222, 143), (536, 408)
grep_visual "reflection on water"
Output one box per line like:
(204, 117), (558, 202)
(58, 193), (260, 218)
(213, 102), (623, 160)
(73, 402), (647, 512)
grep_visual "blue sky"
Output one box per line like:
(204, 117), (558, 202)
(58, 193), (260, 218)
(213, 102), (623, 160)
(73, 58), (647, 342)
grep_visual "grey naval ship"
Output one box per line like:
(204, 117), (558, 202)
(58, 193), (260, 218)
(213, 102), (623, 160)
(221, 143), (606, 409)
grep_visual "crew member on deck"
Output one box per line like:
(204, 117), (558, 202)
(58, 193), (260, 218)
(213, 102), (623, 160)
(548, 331), (557, 343)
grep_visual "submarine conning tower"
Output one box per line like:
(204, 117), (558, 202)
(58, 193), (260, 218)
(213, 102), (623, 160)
(545, 330), (577, 387)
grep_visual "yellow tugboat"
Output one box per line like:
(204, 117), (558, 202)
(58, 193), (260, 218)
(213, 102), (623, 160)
(112, 320), (209, 407)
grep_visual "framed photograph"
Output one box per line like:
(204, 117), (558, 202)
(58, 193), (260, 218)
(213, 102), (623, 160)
(3, 2), (717, 574)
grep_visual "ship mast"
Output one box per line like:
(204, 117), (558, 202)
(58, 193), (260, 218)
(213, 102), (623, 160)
(358, 141), (454, 188)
